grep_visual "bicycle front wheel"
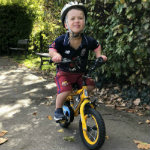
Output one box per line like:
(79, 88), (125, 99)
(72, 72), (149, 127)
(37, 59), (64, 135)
(79, 107), (106, 150)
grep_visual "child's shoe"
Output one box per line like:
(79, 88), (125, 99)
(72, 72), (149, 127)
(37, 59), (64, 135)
(54, 108), (65, 121)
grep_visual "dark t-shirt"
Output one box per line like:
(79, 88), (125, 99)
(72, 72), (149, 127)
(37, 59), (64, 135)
(49, 32), (99, 73)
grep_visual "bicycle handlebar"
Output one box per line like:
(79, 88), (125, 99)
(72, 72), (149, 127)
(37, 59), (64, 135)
(49, 57), (105, 75)
(49, 58), (72, 64)
(89, 57), (104, 72)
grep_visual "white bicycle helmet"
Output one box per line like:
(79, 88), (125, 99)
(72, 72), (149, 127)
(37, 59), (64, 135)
(61, 1), (87, 27)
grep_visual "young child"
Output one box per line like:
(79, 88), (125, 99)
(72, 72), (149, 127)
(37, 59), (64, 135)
(49, 1), (107, 121)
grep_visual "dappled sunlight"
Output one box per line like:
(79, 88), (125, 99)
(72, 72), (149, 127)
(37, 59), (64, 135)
(13, 124), (32, 132)
(0, 122), (3, 130)
(23, 74), (45, 81)
(0, 99), (32, 119)
(0, 88), (11, 98)
(0, 69), (26, 85)
(0, 74), (6, 80)
(23, 80), (44, 86)
(44, 83), (56, 90)
(23, 88), (39, 94)
(23, 74), (45, 86)
(7, 138), (22, 147)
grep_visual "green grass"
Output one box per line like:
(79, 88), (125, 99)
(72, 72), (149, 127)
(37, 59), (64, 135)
(12, 54), (56, 71)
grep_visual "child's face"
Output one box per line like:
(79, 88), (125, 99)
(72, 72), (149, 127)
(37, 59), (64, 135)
(65, 9), (85, 34)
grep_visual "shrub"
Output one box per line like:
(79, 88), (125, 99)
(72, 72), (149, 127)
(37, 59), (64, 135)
(0, 4), (34, 54)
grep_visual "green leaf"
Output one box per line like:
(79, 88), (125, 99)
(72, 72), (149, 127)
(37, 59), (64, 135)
(123, 26), (128, 32)
(113, 31), (118, 36)
(118, 29), (122, 33)
(137, 4), (142, 10)
(144, 23), (149, 30)
(63, 136), (75, 142)
(129, 61), (134, 68)
(128, 36), (133, 42)
(127, 13), (133, 19)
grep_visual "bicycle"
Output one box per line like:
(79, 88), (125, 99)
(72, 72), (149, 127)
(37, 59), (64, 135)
(51, 57), (106, 150)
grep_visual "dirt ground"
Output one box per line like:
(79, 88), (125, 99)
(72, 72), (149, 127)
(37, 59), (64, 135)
(0, 56), (150, 150)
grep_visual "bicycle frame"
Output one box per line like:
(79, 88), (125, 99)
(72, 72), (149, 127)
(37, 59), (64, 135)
(66, 85), (94, 131)
(53, 57), (106, 149)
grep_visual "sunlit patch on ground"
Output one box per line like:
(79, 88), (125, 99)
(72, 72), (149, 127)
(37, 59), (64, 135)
(0, 99), (32, 119)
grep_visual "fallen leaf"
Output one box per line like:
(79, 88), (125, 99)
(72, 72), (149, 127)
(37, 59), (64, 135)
(120, 103), (126, 107)
(98, 98), (104, 104)
(105, 104), (115, 108)
(133, 98), (141, 106)
(105, 135), (109, 140)
(32, 112), (37, 116)
(145, 105), (150, 110)
(137, 143), (150, 150)
(0, 130), (8, 137)
(45, 96), (53, 99)
(45, 101), (53, 106)
(73, 130), (77, 135)
(134, 140), (150, 150)
(117, 98), (122, 102)
(57, 129), (64, 133)
(138, 122), (143, 125)
(145, 120), (150, 124)
(63, 136), (75, 142)
(116, 106), (127, 111)
(0, 138), (8, 145)
(137, 112), (144, 116)
(134, 140), (143, 144)
(48, 115), (52, 120)
(127, 109), (135, 113)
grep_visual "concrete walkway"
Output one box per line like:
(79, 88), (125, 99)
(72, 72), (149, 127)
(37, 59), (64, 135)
(0, 56), (150, 150)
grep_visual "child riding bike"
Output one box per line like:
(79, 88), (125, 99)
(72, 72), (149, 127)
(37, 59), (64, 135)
(49, 1), (107, 122)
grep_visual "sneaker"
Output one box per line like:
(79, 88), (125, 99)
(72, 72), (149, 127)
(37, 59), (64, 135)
(54, 108), (65, 121)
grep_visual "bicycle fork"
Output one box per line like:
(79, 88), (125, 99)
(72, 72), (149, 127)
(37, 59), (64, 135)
(80, 91), (94, 132)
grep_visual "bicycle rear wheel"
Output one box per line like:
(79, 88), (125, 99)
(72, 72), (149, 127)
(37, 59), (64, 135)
(59, 103), (74, 128)
(79, 107), (106, 150)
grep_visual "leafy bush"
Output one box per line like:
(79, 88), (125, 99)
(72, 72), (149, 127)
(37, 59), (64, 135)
(0, 0), (149, 87)
(84, 0), (150, 86)
(0, 3), (34, 54)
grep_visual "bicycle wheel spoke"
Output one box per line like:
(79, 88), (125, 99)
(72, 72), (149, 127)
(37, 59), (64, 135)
(88, 131), (96, 141)
(86, 117), (98, 142)
(92, 125), (97, 130)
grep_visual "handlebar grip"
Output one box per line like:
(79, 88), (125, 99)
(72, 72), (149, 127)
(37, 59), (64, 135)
(49, 59), (53, 64)
(89, 57), (105, 72)
(49, 58), (72, 64)
(96, 57), (104, 64)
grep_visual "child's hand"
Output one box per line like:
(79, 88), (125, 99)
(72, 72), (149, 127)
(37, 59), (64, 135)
(100, 55), (107, 62)
(52, 53), (62, 63)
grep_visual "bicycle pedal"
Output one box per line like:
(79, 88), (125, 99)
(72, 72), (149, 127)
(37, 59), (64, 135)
(56, 119), (66, 123)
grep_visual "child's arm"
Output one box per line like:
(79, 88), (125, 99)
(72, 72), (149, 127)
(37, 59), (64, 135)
(49, 48), (62, 63)
(94, 45), (107, 61)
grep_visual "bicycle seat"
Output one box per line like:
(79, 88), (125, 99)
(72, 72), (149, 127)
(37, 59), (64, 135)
(72, 83), (79, 90)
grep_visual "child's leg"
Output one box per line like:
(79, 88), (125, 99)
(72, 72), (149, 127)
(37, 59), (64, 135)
(55, 91), (71, 109)
(77, 76), (95, 92)
(54, 72), (84, 121)
(87, 85), (94, 92)
(54, 91), (71, 121)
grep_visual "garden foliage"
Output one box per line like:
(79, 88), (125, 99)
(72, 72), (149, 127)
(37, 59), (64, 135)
(0, 1), (35, 54)
(83, 0), (150, 86)
(0, 0), (149, 87)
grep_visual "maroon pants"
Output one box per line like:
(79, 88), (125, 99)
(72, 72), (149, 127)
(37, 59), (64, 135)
(55, 71), (95, 94)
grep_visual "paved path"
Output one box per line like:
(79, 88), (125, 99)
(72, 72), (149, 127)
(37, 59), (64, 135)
(0, 56), (150, 150)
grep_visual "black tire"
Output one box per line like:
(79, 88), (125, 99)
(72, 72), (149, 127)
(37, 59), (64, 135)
(59, 105), (74, 128)
(79, 107), (106, 150)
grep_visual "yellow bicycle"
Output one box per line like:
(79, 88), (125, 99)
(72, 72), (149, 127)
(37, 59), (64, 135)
(51, 57), (106, 150)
